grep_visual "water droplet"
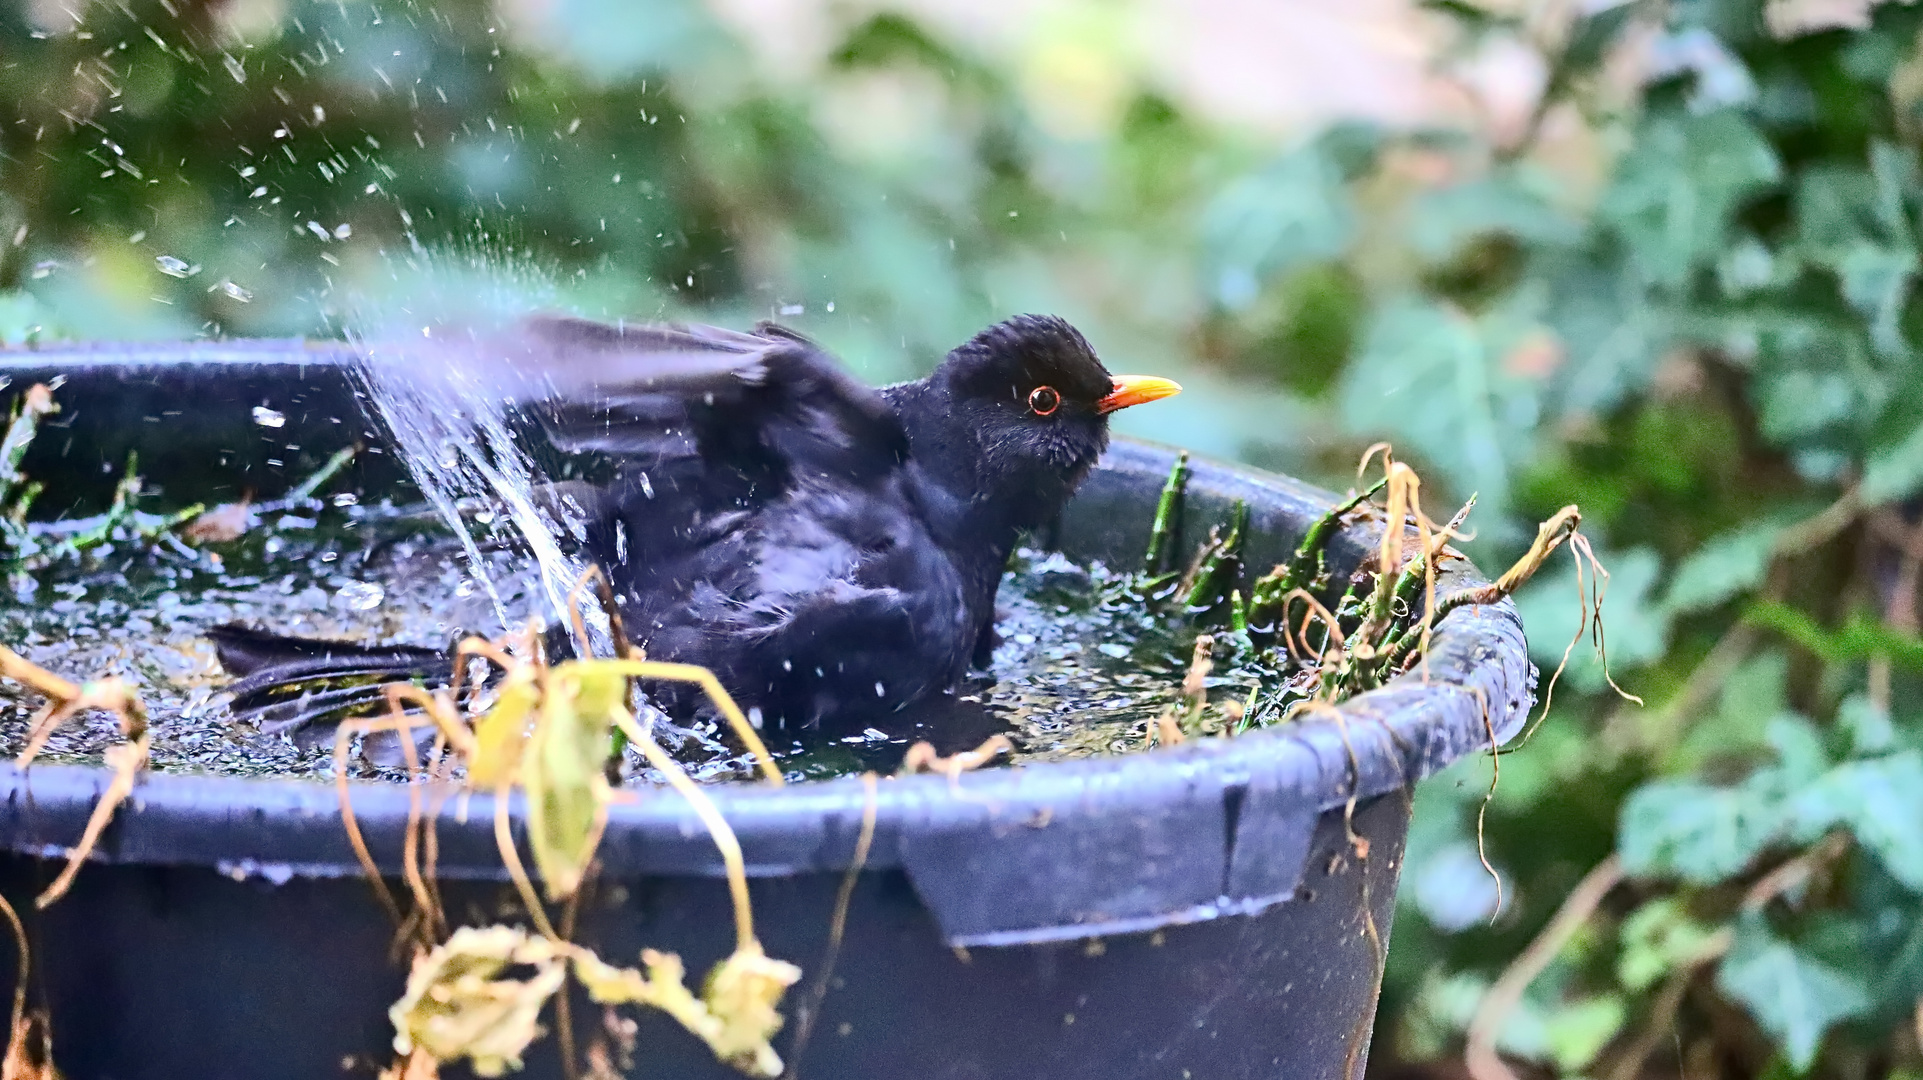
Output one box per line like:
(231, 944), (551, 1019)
(335, 580), (385, 611)
(826, 301), (835, 312)
(222, 53), (246, 84)
(239, 166), (256, 178)
(331, 492), (359, 507)
(30, 261), (56, 280)
(305, 221), (330, 241)
(128, 230), (146, 244)
(219, 281), (253, 302)
(252, 406), (286, 428)
(155, 254), (198, 278)
(333, 223), (351, 239)
(779, 304), (804, 316)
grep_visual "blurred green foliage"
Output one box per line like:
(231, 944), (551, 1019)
(15, 0), (1923, 1076)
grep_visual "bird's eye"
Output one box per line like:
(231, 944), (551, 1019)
(1027, 385), (1061, 416)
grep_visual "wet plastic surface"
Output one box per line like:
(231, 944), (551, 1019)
(0, 342), (1536, 1079)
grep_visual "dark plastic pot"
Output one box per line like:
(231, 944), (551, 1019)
(0, 341), (1535, 1080)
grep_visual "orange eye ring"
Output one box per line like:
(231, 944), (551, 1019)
(1027, 385), (1061, 416)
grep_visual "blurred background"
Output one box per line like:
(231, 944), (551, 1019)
(10, 0), (1923, 1076)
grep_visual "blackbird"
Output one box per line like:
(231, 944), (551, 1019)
(212, 313), (1179, 738)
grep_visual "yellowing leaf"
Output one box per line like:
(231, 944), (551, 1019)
(522, 665), (618, 900)
(573, 942), (801, 1079)
(466, 666), (539, 791)
(701, 942), (803, 1076)
(389, 926), (567, 1078)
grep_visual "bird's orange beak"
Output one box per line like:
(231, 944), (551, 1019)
(1097, 374), (1183, 414)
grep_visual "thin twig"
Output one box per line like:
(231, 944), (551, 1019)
(1466, 854), (1624, 1080)
(783, 772), (879, 1080)
(1603, 928), (1733, 1080)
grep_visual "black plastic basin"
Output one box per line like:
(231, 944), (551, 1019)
(0, 341), (1535, 1080)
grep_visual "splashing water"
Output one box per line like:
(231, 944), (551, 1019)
(353, 332), (602, 647)
(345, 254), (610, 649)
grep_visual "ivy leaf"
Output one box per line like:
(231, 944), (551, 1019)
(1671, 652), (1790, 771)
(1619, 898), (1726, 992)
(1661, 516), (1793, 614)
(1790, 752), (1923, 892)
(1512, 547), (1668, 692)
(1618, 776), (1785, 884)
(1757, 358), (1871, 447)
(1600, 109), (1781, 288)
(1202, 145), (1355, 309)
(1835, 243), (1916, 357)
(1717, 914), (1871, 1071)
(1837, 693), (1895, 756)
(1339, 297), (1542, 530)
(1863, 418), (1923, 504)
(1406, 172), (1582, 261)
(1531, 251), (1670, 419)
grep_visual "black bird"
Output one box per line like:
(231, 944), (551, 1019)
(212, 313), (1179, 738)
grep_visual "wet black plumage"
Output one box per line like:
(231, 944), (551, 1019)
(212, 313), (1179, 738)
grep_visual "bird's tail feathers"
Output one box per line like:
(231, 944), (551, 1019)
(208, 624), (452, 752)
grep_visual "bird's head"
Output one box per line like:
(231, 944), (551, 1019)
(934, 314), (1180, 525)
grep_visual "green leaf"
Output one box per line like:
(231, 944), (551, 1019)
(1790, 150), (1916, 358)
(1672, 652), (1790, 770)
(1837, 694), (1895, 756)
(1531, 251), (1670, 418)
(1791, 752), (1923, 891)
(1836, 243), (1916, 357)
(1718, 233), (1778, 296)
(1864, 419), (1923, 504)
(1406, 172), (1582, 261)
(1202, 145), (1355, 308)
(1339, 297), (1544, 530)
(1619, 899), (1726, 991)
(1600, 109), (1781, 287)
(1769, 713), (1833, 787)
(1544, 995), (1626, 1073)
(1618, 776), (1784, 884)
(1512, 547), (1668, 692)
(1662, 517), (1791, 614)
(1758, 363), (1868, 446)
(1717, 914), (1871, 1071)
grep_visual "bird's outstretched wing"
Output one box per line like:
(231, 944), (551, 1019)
(399, 315), (925, 632)
(431, 314), (909, 488)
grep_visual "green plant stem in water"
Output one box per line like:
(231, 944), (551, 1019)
(285, 446), (358, 502)
(1248, 477), (1387, 633)
(1143, 451), (1189, 576)
(1183, 498), (1248, 616)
